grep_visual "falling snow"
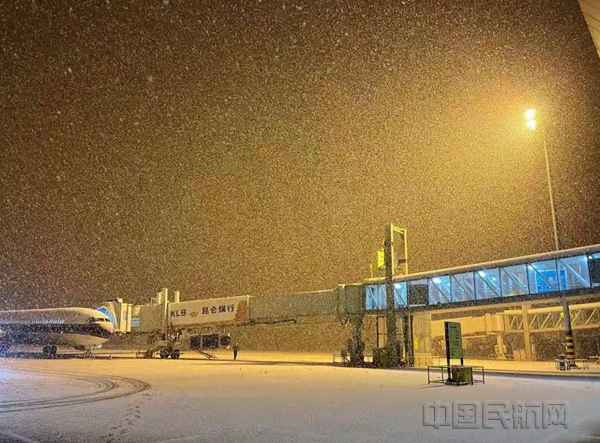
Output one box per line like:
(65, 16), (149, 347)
(1, 1), (600, 309)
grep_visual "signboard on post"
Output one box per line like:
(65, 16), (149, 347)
(444, 321), (463, 362)
(377, 248), (385, 270)
(168, 296), (250, 327)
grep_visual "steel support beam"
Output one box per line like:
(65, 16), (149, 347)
(384, 224), (399, 366)
(522, 304), (532, 360)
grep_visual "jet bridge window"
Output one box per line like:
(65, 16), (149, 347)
(394, 282), (407, 308)
(365, 283), (407, 309)
(475, 269), (501, 300)
(365, 284), (386, 310)
(428, 276), (451, 304)
(451, 272), (476, 303)
(408, 279), (428, 307)
(500, 264), (528, 297)
(528, 260), (559, 294)
(557, 255), (590, 291)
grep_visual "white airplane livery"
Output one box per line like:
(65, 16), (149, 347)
(0, 307), (114, 357)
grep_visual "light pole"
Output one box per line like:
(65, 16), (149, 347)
(525, 109), (560, 250)
(524, 109), (575, 364)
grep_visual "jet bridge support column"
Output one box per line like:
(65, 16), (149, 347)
(348, 313), (365, 366)
(384, 225), (399, 366)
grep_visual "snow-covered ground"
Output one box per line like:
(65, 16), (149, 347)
(98, 348), (600, 373)
(0, 357), (599, 443)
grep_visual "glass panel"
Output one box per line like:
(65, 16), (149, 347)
(528, 260), (559, 294)
(365, 284), (386, 310)
(394, 282), (407, 308)
(589, 253), (600, 287)
(475, 268), (501, 300)
(408, 279), (428, 307)
(557, 256), (590, 291)
(428, 276), (451, 305)
(451, 272), (475, 303)
(500, 264), (529, 297)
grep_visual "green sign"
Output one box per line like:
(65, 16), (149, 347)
(445, 322), (463, 359)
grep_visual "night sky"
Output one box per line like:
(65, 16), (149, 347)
(2, 0), (600, 309)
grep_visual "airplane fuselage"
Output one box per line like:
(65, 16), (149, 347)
(0, 307), (114, 353)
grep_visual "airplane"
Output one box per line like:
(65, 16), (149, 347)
(0, 307), (114, 358)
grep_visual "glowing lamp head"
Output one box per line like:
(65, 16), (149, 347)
(524, 109), (537, 130)
(526, 119), (537, 130)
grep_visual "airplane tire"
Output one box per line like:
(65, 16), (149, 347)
(159, 349), (169, 359)
(171, 350), (181, 359)
(42, 346), (51, 357)
(0, 339), (11, 356)
(50, 345), (58, 357)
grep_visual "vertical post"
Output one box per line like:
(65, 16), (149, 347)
(445, 323), (451, 379)
(396, 226), (411, 365)
(162, 287), (169, 339)
(542, 128), (575, 363)
(522, 304), (532, 361)
(542, 128), (559, 253)
(384, 224), (398, 366)
(495, 333), (506, 360)
(407, 312), (414, 365)
(349, 314), (364, 366)
(563, 298), (576, 363)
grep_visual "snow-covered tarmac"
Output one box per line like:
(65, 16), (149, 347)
(0, 357), (599, 443)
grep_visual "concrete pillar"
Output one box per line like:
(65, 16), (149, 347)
(495, 333), (506, 360)
(522, 304), (532, 361)
(376, 316), (386, 348)
(412, 312), (432, 354)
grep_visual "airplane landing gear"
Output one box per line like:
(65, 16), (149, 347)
(42, 345), (58, 359)
(0, 340), (11, 357)
(157, 344), (181, 359)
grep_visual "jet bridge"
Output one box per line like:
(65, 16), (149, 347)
(105, 285), (364, 334)
(99, 285), (365, 356)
